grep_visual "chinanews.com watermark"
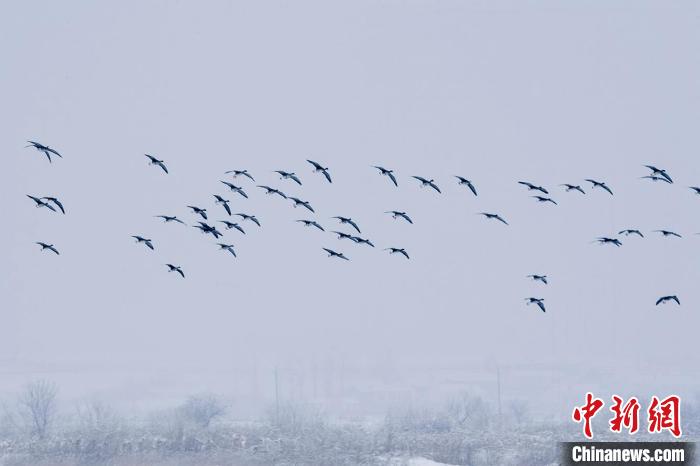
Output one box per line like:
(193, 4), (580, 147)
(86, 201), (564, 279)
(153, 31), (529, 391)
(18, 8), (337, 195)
(560, 393), (695, 465)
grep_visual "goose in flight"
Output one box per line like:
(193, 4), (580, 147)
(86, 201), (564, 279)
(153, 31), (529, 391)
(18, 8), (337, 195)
(144, 154), (168, 173)
(518, 181), (548, 195)
(41, 197), (65, 214)
(166, 264), (185, 278)
(690, 186), (700, 195)
(532, 196), (557, 205)
(220, 181), (248, 198)
(26, 141), (62, 162)
(257, 185), (287, 199)
(213, 195), (232, 216)
(187, 205), (208, 220)
(373, 165), (398, 186)
(193, 222), (223, 238)
(619, 229), (644, 238)
(296, 219), (324, 231)
(384, 247), (409, 259)
(479, 212), (509, 225)
(217, 243), (237, 257)
(132, 235), (154, 250)
(385, 211), (413, 224)
(225, 169), (255, 182)
(644, 165), (672, 183)
(455, 176), (477, 196)
(274, 170), (302, 185)
(560, 184), (585, 194)
(656, 295), (680, 306)
(351, 236), (375, 247)
(585, 179), (613, 195)
(236, 213), (261, 227)
(412, 176), (441, 193)
(307, 160), (332, 183)
(654, 230), (682, 238)
(596, 237), (622, 247)
(641, 175), (671, 184)
(525, 297), (546, 313)
(36, 242), (59, 255)
(331, 231), (355, 241)
(322, 247), (349, 260)
(155, 215), (186, 225)
(527, 275), (548, 285)
(289, 197), (315, 213)
(333, 216), (361, 233)
(27, 195), (56, 212)
(220, 220), (245, 234)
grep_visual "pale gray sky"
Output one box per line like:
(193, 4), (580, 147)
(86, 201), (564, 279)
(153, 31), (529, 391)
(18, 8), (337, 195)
(1, 1), (699, 416)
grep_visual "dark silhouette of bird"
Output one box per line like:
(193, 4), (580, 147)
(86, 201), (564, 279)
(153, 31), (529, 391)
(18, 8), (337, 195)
(596, 237), (622, 247)
(257, 185), (287, 199)
(333, 216), (361, 233)
(193, 222), (222, 238)
(412, 176), (441, 193)
(385, 211), (413, 224)
(26, 141), (62, 162)
(654, 230), (682, 238)
(455, 176), (477, 196)
(144, 154), (168, 173)
(213, 195), (232, 215)
(187, 205), (208, 219)
(289, 197), (314, 213)
(689, 186), (700, 195)
(27, 195), (56, 212)
(166, 264), (185, 278)
(36, 242), (59, 255)
(41, 197), (65, 214)
(644, 165), (672, 183)
(220, 220), (245, 234)
(332, 231), (355, 241)
(217, 243), (237, 257)
(225, 169), (255, 182)
(656, 295), (680, 306)
(527, 275), (548, 285)
(619, 229), (644, 238)
(479, 212), (508, 225)
(518, 181), (548, 194)
(525, 297), (546, 313)
(132, 235), (154, 250)
(155, 215), (186, 225)
(275, 170), (302, 185)
(351, 236), (375, 247)
(323, 247), (349, 260)
(560, 184), (585, 194)
(373, 165), (398, 186)
(296, 219), (324, 231)
(236, 213), (261, 227)
(307, 160), (332, 183)
(585, 179), (613, 195)
(384, 247), (409, 259)
(640, 175), (671, 184)
(532, 196), (557, 205)
(220, 181), (248, 198)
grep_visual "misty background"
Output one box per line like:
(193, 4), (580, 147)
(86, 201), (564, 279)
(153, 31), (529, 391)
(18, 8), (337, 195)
(1, 1), (699, 423)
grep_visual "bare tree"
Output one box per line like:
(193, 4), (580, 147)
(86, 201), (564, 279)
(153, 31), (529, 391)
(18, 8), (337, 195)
(179, 393), (226, 429)
(18, 379), (58, 439)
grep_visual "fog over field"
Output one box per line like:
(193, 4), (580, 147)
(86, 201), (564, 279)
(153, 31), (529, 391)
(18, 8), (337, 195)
(1, 1), (699, 464)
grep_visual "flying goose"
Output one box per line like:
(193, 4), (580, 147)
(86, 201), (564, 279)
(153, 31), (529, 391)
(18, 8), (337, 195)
(532, 196), (557, 205)
(690, 186), (700, 195)
(26, 141), (62, 162)
(525, 297), (546, 313)
(36, 242), (59, 255)
(412, 176), (441, 193)
(372, 165), (398, 186)
(257, 185), (287, 199)
(155, 215), (186, 225)
(213, 195), (232, 216)
(596, 237), (622, 247)
(217, 243), (237, 257)
(560, 184), (585, 194)
(384, 247), (409, 259)
(225, 169), (255, 182)
(236, 213), (261, 226)
(41, 197), (65, 214)
(333, 216), (361, 233)
(132, 235), (154, 250)
(193, 222), (223, 238)
(144, 154), (168, 173)
(527, 275), (548, 285)
(656, 295), (680, 306)
(385, 211), (413, 224)
(322, 247), (349, 260)
(644, 165), (672, 183)
(166, 264), (185, 278)
(351, 236), (375, 247)
(274, 170), (302, 185)
(518, 181), (548, 195)
(307, 160), (332, 183)
(187, 205), (208, 219)
(332, 231), (355, 241)
(220, 181), (248, 198)
(641, 175), (671, 184)
(455, 176), (477, 196)
(619, 229), (643, 238)
(585, 179), (613, 195)
(479, 212), (509, 225)
(289, 197), (314, 213)
(26, 195), (56, 212)
(654, 230), (681, 238)
(296, 219), (324, 231)
(220, 221), (245, 234)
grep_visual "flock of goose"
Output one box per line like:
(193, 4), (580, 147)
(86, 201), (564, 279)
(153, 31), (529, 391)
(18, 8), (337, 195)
(25, 142), (696, 313)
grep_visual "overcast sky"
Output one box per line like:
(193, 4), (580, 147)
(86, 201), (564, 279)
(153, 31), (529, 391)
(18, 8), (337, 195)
(1, 1), (699, 414)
